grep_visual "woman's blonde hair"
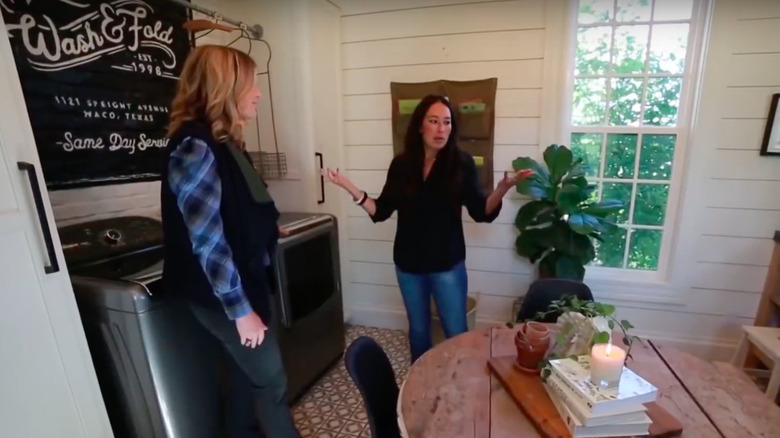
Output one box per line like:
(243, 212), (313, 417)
(167, 45), (257, 145)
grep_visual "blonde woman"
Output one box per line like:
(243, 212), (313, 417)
(162, 45), (299, 438)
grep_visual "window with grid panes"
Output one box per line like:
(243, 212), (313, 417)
(567, 0), (697, 271)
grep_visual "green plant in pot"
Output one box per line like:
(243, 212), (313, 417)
(512, 144), (624, 280)
(533, 295), (640, 380)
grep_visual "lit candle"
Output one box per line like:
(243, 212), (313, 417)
(590, 342), (626, 388)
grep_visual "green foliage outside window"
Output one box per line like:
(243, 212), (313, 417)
(567, 0), (693, 271)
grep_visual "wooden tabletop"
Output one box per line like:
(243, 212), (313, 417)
(398, 326), (780, 438)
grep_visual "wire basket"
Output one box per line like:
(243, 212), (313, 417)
(248, 151), (287, 179)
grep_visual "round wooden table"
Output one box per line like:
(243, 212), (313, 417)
(397, 326), (780, 438)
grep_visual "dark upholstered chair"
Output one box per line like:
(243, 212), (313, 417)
(344, 336), (401, 438)
(516, 279), (594, 323)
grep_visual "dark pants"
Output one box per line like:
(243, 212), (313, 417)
(189, 304), (299, 438)
(395, 261), (469, 363)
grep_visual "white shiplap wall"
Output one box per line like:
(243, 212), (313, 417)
(668, 0), (780, 352)
(339, 0), (780, 359)
(49, 183), (161, 227)
(340, 0), (554, 331)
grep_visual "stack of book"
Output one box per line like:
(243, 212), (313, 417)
(542, 355), (658, 438)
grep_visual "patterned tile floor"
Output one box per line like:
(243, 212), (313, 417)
(291, 325), (410, 438)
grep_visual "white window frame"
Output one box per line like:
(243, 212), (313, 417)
(557, 0), (711, 287)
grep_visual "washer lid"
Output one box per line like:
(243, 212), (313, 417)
(67, 245), (164, 282)
(59, 216), (164, 281)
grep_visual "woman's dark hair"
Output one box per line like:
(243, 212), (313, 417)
(401, 94), (462, 209)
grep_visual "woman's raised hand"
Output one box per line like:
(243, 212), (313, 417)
(498, 168), (534, 190)
(322, 168), (351, 189)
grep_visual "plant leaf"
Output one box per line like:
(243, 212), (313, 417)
(515, 200), (556, 230)
(529, 247), (548, 264)
(608, 319), (615, 330)
(597, 218), (619, 234)
(622, 336), (631, 346)
(557, 181), (590, 212)
(589, 232), (605, 243)
(566, 176), (589, 190)
(572, 213), (620, 237)
(563, 158), (586, 182)
(602, 304), (616, 316)
(524, 181), (552, 199)
(513, 156), (552, 199)
(621, 320), (635, 330)
(568, 212), (602, 235)
(517, 157), (551, 179)
(593, 331), (611, 344)
(551, 221), (596, 265)
(543, 144), (574, 184)
(583, 199), (624, 218)
(515, 231), (546, 259)
(583, 184), (597, 199)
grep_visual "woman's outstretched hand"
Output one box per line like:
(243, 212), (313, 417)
(322, 168), (352, 191)
(322, 167), (377, 215)
(485, 168), (535, 215)
(498, 169), (534, 191)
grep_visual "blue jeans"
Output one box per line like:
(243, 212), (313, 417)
(396, 261), (469, 363)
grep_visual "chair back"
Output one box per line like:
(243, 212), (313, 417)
(345, 336), (401, 438)
(516, 279), (594, 322)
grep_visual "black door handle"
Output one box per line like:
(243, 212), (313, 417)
(17, 162), (60, 274)
(315, 152), (325, 204)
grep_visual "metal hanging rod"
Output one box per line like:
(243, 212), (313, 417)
(167, 0), (264, 40)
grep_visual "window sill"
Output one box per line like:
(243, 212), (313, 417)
(583, 268), (685, 307)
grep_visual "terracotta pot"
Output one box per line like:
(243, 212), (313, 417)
(514, 322), (551, 374)
(523, 321), (548, 338)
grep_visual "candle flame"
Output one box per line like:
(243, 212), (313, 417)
(605, 342), (612, 356)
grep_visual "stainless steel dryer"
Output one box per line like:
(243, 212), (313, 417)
(273, 213), (345, 401)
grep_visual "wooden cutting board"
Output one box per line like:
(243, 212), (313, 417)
(487, 356), (684, 438)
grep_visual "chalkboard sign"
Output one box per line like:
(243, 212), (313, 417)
(1, 0), (192, 190)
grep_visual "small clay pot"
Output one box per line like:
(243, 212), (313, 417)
(522, 322), (549, 341)
(514, 322), (551, 374)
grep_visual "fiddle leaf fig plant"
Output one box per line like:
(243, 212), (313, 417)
(512, 145), (624, 280)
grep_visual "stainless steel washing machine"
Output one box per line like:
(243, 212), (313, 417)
(59, 216), (224, 438)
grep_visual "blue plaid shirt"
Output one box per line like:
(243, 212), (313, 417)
(168, 137), (252, 320)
